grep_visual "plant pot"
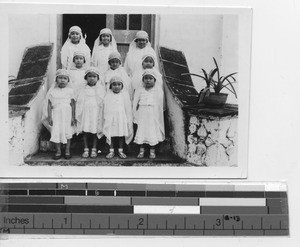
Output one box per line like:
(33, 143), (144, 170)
(202, 92), (228, 106)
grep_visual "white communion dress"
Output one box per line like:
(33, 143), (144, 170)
(102, 90), (133, 145)
(48, 87), (75, 144)
(76, 84), (105, 135)
(133, 85), (165, 146)
(69, 68), (86, 97)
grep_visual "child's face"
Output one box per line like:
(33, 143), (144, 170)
(86, 73), (98, 86)
(74, 55), (85, 68)
(109, 58), (120, 70)
(136, 39), (147, 49)
(70, 31), (81, 44)
(143, 74), (156, 89)
(111, 81), (123, 94)
(142, 57), (154, 69)
(56, 75), (69, 88)
(101, 34), (111, 46)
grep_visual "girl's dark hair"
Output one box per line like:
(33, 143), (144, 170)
(143, 56), (155, 66)
(56, 75), (70, 82)
(84, 72), (99, 80)
(135, 38), (148, 43)
(143, 74), (156, 82)
(109, 81), (123, 89)
(108, 58), (121, 65)
(73, 55), (86, 63)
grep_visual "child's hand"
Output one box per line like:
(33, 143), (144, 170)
(48, 117), (53, 126)
(71, 118), (77, 126)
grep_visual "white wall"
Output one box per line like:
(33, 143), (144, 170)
(158, 14), (238, 103)
(9, 14), (57, 88)
(23, 82), (48, 158)
(9, 115), (25, 166)
(8, 14), (57, 161)
(9, 14), (51, 77)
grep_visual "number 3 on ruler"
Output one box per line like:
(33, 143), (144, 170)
(216, 218), (221, 226)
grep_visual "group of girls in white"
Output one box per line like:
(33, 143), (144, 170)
(42, 25), (165, 160)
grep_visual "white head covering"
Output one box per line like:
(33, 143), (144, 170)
(56, 69), (70, 80)
(73, 50), (86, 59)
(142, 53), (156, 67)
(134, 30), (149, 42)
(142, 68), (157, 81)
(109, 75), (123, 87)
(41, 69), (73, 132)
(93, 28), (117, 51)
(108, 51), (122, 64)
(84, 67), (101, 80)
(63, 26), (87, 47)
(129, 30), (151, 51)
(70, 51), (87, 69)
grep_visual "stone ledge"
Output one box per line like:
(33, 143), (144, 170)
(24, 151), (189, 167)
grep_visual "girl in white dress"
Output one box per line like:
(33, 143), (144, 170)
(133, 69), (165, 159)
(61, 26), (91, 70)
(103, 51), (132, 98)
(42, 69), (76, 160)
(124, 30), (158, 78)
(102, 76), (133, 159)
(131, 53), (163, 97)
(91, 28), (118, 76)
(76, 67), (106, 158)
(69, 51), (86, 97)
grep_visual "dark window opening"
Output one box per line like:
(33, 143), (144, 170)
(114, 14), (127, 30)
(129, 14), (142, 30)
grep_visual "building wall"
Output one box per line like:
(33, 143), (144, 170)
(157, 14), (238, 103)
(220, 15), (239, 104)
(9, 14), (57, 89)
(23, 82), (48, 158)
(9, 14), (57, 164)
(9, 115), (25, 166)
(164, 85), (187, 159)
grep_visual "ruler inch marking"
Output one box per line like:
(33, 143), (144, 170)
(1, 182), (289, 236)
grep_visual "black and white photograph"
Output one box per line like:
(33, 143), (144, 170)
(1, 4), (252, 178)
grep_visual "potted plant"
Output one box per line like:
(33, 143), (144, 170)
(182, 57), (237, 106)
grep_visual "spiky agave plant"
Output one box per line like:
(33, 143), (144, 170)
(182, 57), (238, 102)
(211, 57), (237, 98)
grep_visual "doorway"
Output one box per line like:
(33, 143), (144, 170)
(62, 14), (155, 63)
(63, 14), (107, 52)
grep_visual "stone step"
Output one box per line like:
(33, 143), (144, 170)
(25, 151), (187, 167)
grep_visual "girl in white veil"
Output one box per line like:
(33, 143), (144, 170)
(133, 69), (165, 159)
(61, 26), (91, 70)
(124, 30), (158, 78)
(91, 28), (118, 76)
(41, 69), (76, 159)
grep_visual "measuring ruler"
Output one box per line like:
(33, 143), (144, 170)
(0, 182), (289, 236)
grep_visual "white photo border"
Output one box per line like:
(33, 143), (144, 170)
(0, 4), (252, 179)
